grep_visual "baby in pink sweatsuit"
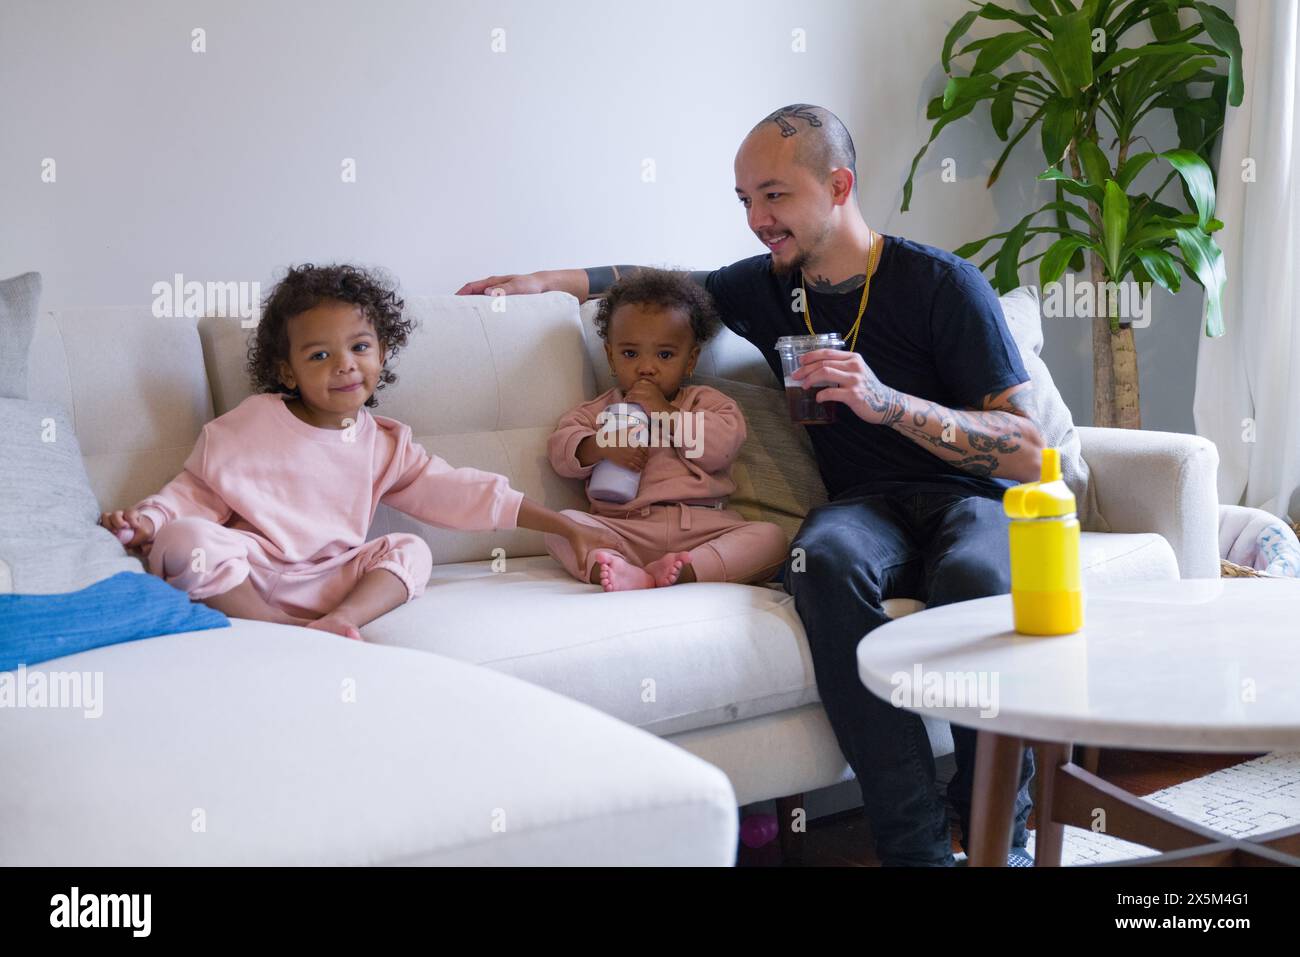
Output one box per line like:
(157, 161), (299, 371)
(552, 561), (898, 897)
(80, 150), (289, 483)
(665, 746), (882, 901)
(545, 269), (788, 591)
(99, 263), (618, 639)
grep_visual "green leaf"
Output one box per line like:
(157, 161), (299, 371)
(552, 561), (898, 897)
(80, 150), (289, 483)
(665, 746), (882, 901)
(1134, 248), (1182, 292)
(901, 100), (976, 211)
(1095, 42), (1211, 76)
(1041, 236), (1095, 287)
(1115, 151), (1157, 189)
(1040, 97), (1076, 166)
(1109, 0), (1183, 38)
(1159, 56), (1219, 87)
(996, 214), (1033, 293)
(987, 100), (1050, 187)
(943, 73), (999, 109)
(1047, 9), (1095, 95)
(942, 10), (980, 72)
(1149, 1), (1184, 40)
(1174, 226), (1226, 335)
(991, 84), (1016, 140)
(1083, 0), (1109, 27)
(1103, 179), (1130, 277)
(973, 31), (1043, 75)
(1160, 149), (1216, 228)
(978, 3), (1050, 36)
(957, 37), (999, 57)
(1055, 180), (1088, 270)
(1038, 165), (1105, 206)
(1192, 1), (1243, 106)
(926, 95), (946, 120)
(1077, 138), (1112, 187)
(954, 236), (998, 259)
(956, 226), (1080, 261)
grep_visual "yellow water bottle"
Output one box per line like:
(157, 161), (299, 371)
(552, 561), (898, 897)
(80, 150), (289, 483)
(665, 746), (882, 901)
(1003, 447), (1083, 635)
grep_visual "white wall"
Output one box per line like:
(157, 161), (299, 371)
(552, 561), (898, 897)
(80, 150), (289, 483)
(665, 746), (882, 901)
(1, 0), (1221, 432)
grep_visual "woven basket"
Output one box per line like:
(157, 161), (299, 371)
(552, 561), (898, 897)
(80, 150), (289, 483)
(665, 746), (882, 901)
(1220, 558), (1268, 578)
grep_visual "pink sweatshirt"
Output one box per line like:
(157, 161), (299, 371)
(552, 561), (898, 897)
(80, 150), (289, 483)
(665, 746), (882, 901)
(548, 384), (747, 516)
(133, 393), (524, 565)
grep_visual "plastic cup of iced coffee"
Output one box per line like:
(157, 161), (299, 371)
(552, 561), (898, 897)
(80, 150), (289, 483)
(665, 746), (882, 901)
(775, 333), (846, 425)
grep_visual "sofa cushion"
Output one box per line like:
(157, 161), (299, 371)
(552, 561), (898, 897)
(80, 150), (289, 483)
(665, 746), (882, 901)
(0, 271), (41, 399)
(368, 426), (589, 564)
(363, 556), (816, 738)
(200, 293), (592, 429)
(27, 308), (214, 512)
(364, 532), (1182, 741)
(1080, 530), (1180, 585)
(0, 397), (144, 594)
(692, 373), (827, 543)
(0, 619), (738, 865)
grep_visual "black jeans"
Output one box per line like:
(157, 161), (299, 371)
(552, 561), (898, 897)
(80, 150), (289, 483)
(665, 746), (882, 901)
(783, 483), (1035, 866)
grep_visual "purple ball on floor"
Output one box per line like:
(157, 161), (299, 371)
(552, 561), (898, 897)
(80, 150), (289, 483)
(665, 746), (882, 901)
(739, 813), (779, 849)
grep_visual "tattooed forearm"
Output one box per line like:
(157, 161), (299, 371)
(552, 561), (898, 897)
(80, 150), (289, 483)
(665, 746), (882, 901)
(865, 382), (908, 426)
(984, 386), (1034, 419)
(948, 453), (1001, 477)
(887, 389), (1042, 481)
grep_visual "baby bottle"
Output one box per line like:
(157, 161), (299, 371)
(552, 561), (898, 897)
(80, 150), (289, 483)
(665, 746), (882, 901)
(1002, 447), (1084, 636)
(588, 402), (650, 504)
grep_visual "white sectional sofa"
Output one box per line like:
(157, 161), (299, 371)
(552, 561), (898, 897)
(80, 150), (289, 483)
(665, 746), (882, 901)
(2, 288), (1221, 864)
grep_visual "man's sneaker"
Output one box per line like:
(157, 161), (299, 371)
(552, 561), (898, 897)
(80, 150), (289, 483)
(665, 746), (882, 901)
(1007, 846), (1035, 867)
(954, 847), (1036, 867)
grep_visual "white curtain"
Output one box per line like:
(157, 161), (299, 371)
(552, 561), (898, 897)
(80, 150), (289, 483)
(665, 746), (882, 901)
(1194, 0), (1300, 520)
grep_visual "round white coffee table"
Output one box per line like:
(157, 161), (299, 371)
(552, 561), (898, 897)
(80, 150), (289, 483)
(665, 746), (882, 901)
(856, 578), (1300, 866)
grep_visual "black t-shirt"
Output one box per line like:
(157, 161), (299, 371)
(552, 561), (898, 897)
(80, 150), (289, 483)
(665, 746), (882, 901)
(703, 233), (1029, 502)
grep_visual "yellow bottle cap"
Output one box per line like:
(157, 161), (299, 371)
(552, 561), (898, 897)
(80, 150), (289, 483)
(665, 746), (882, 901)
(1003, 447), (1077, 519)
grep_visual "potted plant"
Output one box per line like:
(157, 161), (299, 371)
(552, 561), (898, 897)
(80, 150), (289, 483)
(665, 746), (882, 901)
(902, 0), (1243, 429)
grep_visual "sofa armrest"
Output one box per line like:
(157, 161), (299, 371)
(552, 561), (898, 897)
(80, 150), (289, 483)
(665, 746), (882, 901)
(1076, 426), (1220, 579)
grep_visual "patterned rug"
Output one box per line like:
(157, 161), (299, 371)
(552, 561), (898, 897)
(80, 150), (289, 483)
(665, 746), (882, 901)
(1023, 752), (1300, 865)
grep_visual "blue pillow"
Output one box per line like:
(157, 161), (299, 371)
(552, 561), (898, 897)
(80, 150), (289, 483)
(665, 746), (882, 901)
(0, 571), (229, 671)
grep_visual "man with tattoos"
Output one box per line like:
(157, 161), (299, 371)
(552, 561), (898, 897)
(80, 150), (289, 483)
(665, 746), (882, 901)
(457, 104), (1043, 867)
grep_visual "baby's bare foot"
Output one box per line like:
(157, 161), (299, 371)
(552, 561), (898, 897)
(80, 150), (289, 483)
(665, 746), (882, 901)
(593, 550), (655, 592)
(644, 551), (694, 588)
(306, 613), (364, 641)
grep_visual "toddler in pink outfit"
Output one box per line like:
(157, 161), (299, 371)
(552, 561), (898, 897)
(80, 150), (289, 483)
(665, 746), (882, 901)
(99, 264), (618, 639)
(545, 269), (788, 591)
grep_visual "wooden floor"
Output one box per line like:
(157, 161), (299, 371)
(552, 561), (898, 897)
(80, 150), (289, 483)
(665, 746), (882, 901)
(737, 748), (1264, 866)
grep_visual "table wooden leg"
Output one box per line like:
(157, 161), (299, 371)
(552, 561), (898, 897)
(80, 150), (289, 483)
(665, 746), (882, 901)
(970, 730), (1024, 867)
(1077, 745), (1102, 774)
(1031, 741), (1072, 867)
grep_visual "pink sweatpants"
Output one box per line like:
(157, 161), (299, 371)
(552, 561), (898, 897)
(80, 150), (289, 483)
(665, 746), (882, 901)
(544, 504), (789, 584)
(145, 517), (433, 618)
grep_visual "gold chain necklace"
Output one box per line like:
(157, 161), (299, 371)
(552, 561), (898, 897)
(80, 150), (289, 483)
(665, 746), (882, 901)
(799, 229), (881, 354)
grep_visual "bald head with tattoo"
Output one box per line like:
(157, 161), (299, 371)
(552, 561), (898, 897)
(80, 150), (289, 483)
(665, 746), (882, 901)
(734, 104), (874, 291)
(749, 104), (858, 190)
